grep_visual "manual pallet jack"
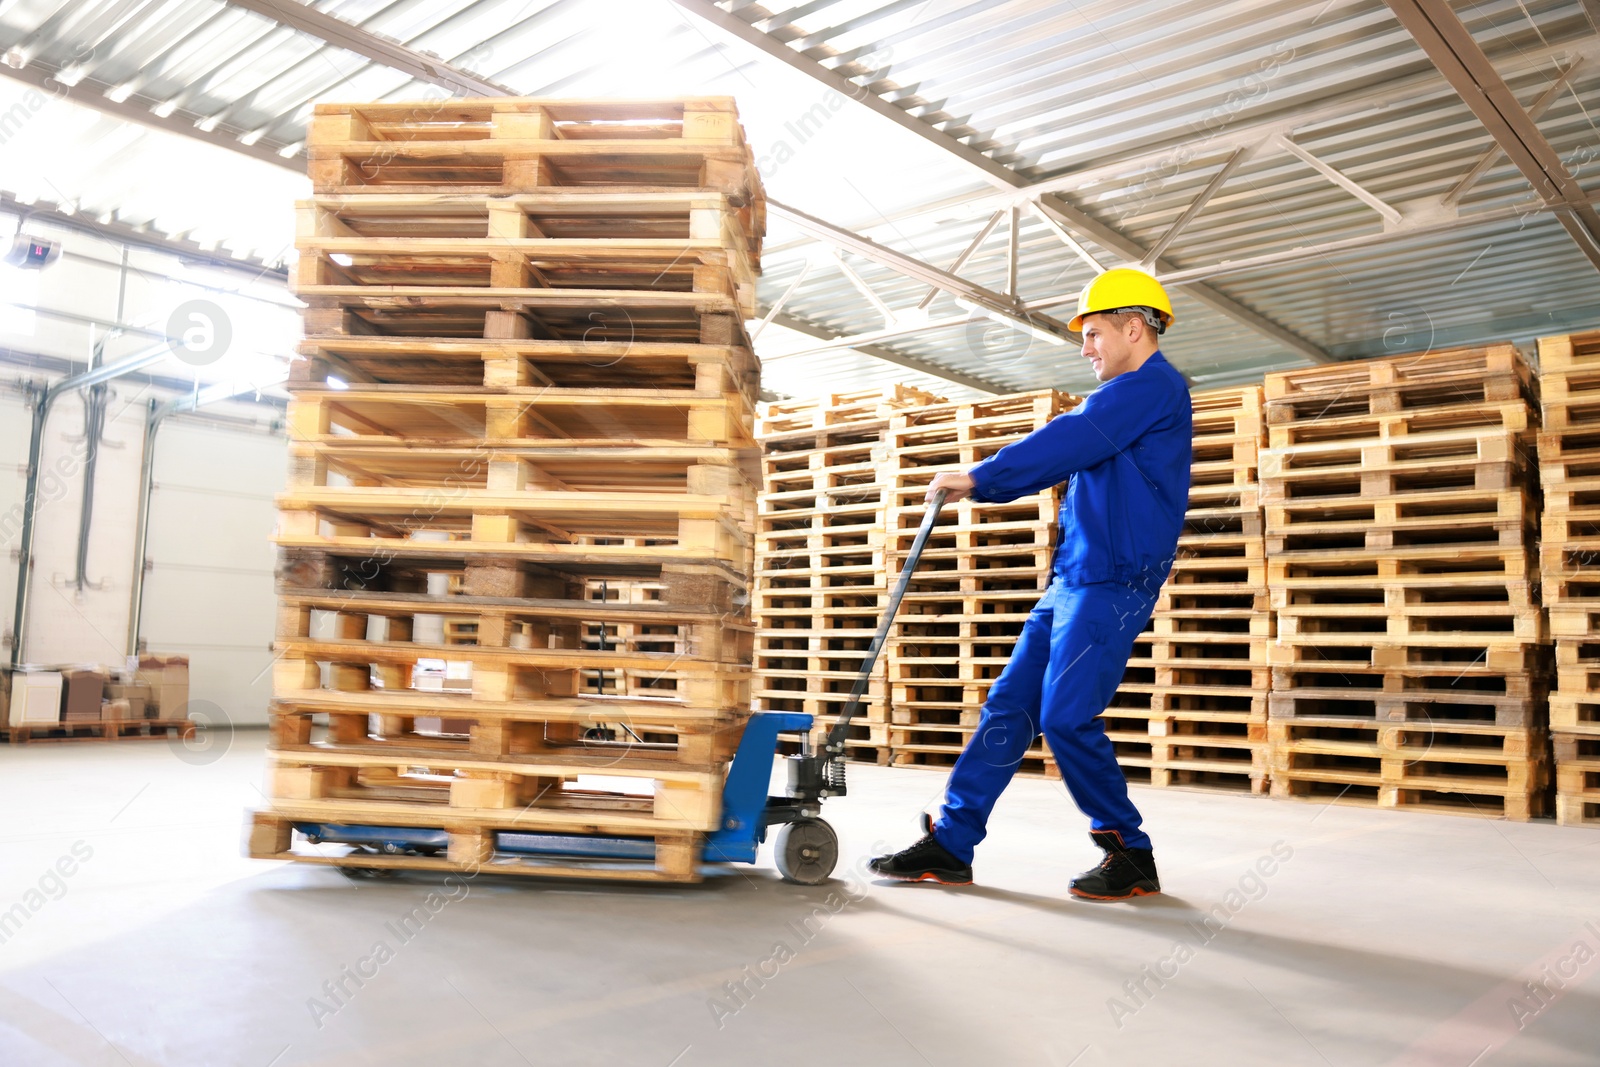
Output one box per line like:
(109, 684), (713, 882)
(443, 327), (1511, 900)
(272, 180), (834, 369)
(288, 491), (948, 885)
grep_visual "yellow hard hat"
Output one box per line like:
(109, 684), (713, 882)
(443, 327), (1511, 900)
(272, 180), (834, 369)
(1069, 268), (1174, 334)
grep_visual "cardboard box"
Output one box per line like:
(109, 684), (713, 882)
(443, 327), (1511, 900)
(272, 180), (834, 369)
(61, 669), (107, 722)
(107, 682), (152, 704)
(137, 655), (190, 718)
(11, 671), (64, 725)
(159, 681), (189, 719)
(103, 684), (148, 720)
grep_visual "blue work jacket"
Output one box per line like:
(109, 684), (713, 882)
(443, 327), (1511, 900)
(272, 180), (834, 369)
(968, 351), (1192, 592)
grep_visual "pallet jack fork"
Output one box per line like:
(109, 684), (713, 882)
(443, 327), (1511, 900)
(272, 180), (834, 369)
(292, 491), (948, 885)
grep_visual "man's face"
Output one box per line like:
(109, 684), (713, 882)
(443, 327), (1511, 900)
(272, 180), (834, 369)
(1079, 313), (1140, 382)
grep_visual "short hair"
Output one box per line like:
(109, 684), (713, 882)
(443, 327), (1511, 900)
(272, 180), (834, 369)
(1098, 310), (1159, 338)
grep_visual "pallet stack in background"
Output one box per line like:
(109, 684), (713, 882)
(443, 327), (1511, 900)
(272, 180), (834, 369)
(1535, 330), (1600, 827)
(1261, 345), (1551, 820)
(752, 386), (945, 762)
(1106, 385), (1271, 794)
(249, 97), (766, 882)
(883, 391), (1076, 774)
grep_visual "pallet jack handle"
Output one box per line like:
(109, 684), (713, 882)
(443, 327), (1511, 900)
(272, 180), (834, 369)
(823, 488), (948, 754)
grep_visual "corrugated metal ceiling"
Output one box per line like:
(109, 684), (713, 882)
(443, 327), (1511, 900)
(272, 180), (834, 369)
(0, 0), (1596, 400)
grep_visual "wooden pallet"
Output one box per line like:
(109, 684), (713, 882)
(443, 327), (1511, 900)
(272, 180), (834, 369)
(1265, 485), (1535, 537)
(887, 390), (1074, 442)
(307, 98), (763, 207)
(1, 718), (195, 744)
(1536, 331), (1600, 373)
(1550, 691), (1600, 738)
(302, 189), (763, 264)
(1109, 686), (1269, 720)
(887, 732), (1057, 778)
(1274, 606), (1545, 643)
(248, 810), (706, 883)
(1263, 343), (1530, 414)
(1191, 385), (1264, 440)
(1267, 715), (1549, 820)
(299, 285), (751, 347)
(266, 742), (721, 819)
(290, 440), (757, 502)
(1535, 426), (1600, 485)
(761, 450), (887, 498)
(1171, 534), (1267, 578)
(1553, 733), (1600, 827)
(1265, 400), (1534, 450)
(276, 482), (749, 563)
(1267, 546), (1536, 586)
(1260, 428), (1532, 502)
(756, 384), (945, 437)
(1102, 709), (1269, 794)
(294, 337), (758, 395)
(296, 235), (759, 318)
(1267, 688), (1543, 728)
(285, 383), (756, 448)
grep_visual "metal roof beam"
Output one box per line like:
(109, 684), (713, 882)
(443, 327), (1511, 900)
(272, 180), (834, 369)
(0, 190), (291, 276)
(762, 312), (978, 362)
(0, 62), (302, 172)
(1140, 146), (1251, 269)
(674, 0), (1332, 364)
(1444, 58), (1582, 206)
(1276, 136), (1403, 226)
(1029, 196), (1335, 364)
(830, 250), (897, 326)
(1142, 190), (1600, 287)
(222, 0), (514, 97)
(758, 33), (1600, 258)
(918, 210), (1004, 309)
(1026, 202), (1105, 273)
(768, 198), (1076, 343)
(667, 0), (1023, 189)
(1384, 0), (1600, 274)
(764, 311), (1009, 395)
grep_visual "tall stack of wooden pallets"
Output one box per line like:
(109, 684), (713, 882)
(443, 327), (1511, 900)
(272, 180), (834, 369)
(1105, 385), (1271, 794)
(1535, 330), (1600, 827)
(1261, 344), (1551, 821)
(752, 386), (944, 763)
(248, 97), (766, 882)
(882, 391), (1076, 774)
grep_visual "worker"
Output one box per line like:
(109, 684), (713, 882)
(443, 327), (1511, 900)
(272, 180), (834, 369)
(869, 267), (1192, 901)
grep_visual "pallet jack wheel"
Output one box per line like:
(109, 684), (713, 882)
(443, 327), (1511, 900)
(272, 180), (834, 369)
(774, 818), (838, 885)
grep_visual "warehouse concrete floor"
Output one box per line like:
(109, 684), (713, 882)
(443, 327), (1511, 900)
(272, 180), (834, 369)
(1, 731), (1597, 1067)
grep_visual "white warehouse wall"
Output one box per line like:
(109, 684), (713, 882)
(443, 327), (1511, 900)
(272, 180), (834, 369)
(2, 212), (294, 726)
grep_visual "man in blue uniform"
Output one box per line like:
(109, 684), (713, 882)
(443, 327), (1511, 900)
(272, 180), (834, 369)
(870, 268), (1193, 901)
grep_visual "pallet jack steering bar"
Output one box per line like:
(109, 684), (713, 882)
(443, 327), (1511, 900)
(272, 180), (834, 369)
(823, 488), (948, 756)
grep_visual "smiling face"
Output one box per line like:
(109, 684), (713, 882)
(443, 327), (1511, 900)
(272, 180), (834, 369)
(1079, 311), (1155, 382)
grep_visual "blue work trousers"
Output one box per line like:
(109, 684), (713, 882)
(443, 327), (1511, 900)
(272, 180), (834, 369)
(934, 580), (1156, 862)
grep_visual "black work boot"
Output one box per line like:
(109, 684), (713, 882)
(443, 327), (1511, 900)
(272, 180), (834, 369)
(868, 813), (973, 885)
(1069, 830), (1160, 901)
